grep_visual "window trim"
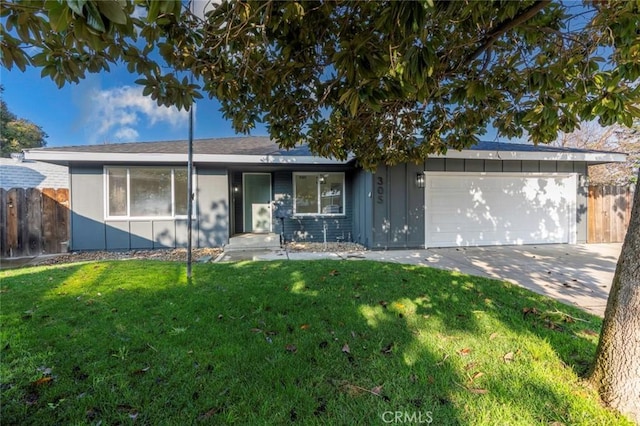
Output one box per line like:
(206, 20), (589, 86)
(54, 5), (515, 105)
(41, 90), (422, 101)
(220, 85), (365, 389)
(292, 172), (346, 217)
(104, 166), (196, 221)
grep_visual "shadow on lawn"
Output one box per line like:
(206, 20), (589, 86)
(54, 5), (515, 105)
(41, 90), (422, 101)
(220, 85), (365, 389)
(0, 259), (612, 425)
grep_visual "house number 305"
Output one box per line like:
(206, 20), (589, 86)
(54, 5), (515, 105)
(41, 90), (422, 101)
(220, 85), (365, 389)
(376, 176), (384, 204)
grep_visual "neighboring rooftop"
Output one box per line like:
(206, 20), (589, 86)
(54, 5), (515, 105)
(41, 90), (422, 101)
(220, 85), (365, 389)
(0, 157), (69, 190)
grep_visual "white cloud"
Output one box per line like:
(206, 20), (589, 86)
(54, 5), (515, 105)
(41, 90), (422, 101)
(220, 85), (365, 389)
(114, 127), (139, 141)
(81, 85), (188, 144)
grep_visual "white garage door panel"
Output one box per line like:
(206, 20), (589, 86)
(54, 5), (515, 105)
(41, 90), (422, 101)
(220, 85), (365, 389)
(425, 173), (576, 248)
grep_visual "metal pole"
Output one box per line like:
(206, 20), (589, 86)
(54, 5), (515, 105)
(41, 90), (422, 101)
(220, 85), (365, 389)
(186, 102), (194, 278)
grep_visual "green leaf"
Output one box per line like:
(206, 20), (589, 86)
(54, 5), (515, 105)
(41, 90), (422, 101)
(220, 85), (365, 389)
(67, 0), (87, 17)
(97, 0), (127, 25)
(84, 1), (106, 32)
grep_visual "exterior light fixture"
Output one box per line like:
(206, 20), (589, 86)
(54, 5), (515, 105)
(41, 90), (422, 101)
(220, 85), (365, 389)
(416, 173), (425, 188)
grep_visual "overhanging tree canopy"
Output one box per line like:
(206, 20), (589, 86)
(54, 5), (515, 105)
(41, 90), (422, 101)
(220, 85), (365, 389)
(2, 1), (640, 422)
(2, 0), (639, 167)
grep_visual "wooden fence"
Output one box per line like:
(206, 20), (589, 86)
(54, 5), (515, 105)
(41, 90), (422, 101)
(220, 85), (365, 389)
(587, 185), (634, 243)
(0, 188), (69, 258)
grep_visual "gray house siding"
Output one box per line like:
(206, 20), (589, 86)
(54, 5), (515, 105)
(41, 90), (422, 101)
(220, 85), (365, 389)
(351, 169), (373, 247)
(272, 170), (353, 243)
(68, 165), (228, 250)
(371, 163), (425, 249)
(69, 165), (106, 250)
(196, 168), (230, 247)
(365, 159), (589, 249)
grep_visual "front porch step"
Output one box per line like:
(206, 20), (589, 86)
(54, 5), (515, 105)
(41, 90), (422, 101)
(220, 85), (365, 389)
(224, 233), (280, 252)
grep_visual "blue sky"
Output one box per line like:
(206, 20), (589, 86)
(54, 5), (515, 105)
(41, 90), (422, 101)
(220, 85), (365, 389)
(3, 64), (514, 149)
(2, 63), (270, 148)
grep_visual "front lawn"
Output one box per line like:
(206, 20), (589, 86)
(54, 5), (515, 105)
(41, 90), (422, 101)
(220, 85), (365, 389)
(0, 260), (631, 425)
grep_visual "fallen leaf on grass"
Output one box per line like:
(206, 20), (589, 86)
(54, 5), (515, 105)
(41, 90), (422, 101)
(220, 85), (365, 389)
(381, 342), (394, 355)
(117, 404), (138, 419)
(31, 377), (53, 386)
(329, 269), (340, 276)
(342, 343), (351, 354)
(25, 392), (39, 405)
(198, 408), (221, 421)
(457, 348), (471, 356)
(468, 388), (488, 394)
(503, 352), (515, 362)
(581, 329), (599, 337)
(489, 332), (499, 340)
(285, 344), (297, 353)
(132, 367), (150, 375)
(37, 366), (53, 376)
(469, 371), (484, 384)
(300, 324), (310, 330)
(341, 382), (384, 397)
(435, 353), (449, 366)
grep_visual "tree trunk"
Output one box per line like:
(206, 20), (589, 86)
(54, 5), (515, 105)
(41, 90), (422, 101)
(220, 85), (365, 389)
(590, 172), (640, 424)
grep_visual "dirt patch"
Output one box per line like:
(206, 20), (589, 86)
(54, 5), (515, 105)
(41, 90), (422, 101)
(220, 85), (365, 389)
(10, 242), (366, 268)
(286, 242), (366, 253)
(30, 248), (223, 267)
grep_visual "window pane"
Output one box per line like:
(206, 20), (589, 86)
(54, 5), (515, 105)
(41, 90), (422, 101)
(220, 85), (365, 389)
(295, 174), (319, 214)
(130, 168), (172, 217)
(174, 169), (188, 216)
(320, 174), (344, 214)
(108, 168), (127, 216)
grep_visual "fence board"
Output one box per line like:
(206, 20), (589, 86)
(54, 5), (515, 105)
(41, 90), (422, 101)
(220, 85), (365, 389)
(41, 188), (58, 254)
(55, 189), (69, 248)
(588, 185), (633, 243)
(0, 189), (7, 257)
(1, 187), (70, 258)
(6, 189), (19, 256)
(26, 189), (43, 255)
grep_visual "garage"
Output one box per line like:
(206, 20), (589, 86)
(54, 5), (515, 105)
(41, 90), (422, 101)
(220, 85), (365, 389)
(424, 172), (577, 248)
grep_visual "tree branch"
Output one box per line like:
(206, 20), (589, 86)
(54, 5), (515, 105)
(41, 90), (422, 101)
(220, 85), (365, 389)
(451, 0), (551, 74)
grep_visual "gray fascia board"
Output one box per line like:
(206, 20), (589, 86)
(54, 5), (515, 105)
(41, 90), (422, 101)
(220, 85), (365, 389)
(25, 151), (351, 165)
(432, 149), (627, 164)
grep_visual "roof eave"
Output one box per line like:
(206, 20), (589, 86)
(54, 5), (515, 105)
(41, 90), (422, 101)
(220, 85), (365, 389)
(433, 149), (627, 164)
(24, 150), (351, 165)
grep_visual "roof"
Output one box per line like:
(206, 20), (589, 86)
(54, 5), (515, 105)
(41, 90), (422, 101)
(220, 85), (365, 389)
(24, 137), (626, 165)
(432, 141), (626, 164)
(0, 158), (69, 190)
(24, 137), (344, 166)
(37, 137), (313, 156)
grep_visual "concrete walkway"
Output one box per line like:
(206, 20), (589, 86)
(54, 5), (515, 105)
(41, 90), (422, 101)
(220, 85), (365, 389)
(224, 243), (622, 317)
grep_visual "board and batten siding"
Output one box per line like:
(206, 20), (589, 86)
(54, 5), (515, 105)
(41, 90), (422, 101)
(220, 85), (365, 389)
(351, 169), (373, 248)
(367, 158), (588, 249)
(272, 170), (353, 243)
(68, 165), (229, 250)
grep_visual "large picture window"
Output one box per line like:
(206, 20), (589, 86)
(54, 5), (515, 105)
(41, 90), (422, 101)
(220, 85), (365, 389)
(293, 172), (345, 215)
(105, 167), (192, 219)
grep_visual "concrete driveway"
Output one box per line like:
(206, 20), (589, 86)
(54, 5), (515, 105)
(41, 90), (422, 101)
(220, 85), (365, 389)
(255, 243), (622, 317)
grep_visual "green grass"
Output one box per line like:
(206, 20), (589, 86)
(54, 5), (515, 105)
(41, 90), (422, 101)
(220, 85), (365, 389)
(0, 260), (631, 425)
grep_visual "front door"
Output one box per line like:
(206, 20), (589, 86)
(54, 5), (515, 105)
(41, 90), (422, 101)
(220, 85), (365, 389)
(243, 173), (272, 233)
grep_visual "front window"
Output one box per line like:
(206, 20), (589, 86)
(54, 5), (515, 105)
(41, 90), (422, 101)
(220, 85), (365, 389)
(105, 167), (192, 219)
(294, 172), (345, 215)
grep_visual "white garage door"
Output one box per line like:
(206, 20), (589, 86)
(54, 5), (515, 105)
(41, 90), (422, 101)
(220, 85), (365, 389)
(425, 172), (577, 248)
